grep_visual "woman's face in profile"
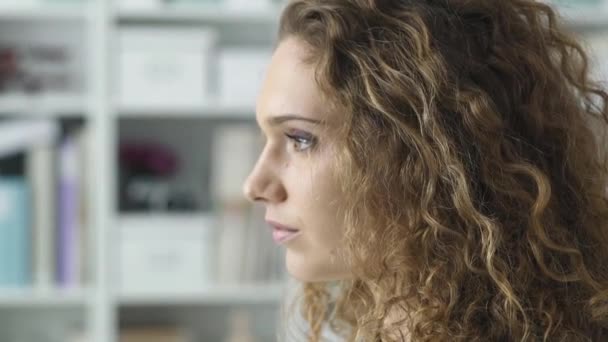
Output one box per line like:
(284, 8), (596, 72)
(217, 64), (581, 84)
(242, 37), (350, 282)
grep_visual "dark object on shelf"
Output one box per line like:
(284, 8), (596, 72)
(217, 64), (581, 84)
(121, 176), (199, 212)
(120, 141), (178, 177)
(24, 44), (72, 92)
(0, 152), (25, 176)
(124, 176), (170, 211)
(0, 42), (76, 94)
(0, 47), (20, 92)
(119, 141), (198, 211)
(166, 190), (197, 211)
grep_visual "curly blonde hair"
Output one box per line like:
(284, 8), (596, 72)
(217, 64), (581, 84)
(277, 0), (608, 341)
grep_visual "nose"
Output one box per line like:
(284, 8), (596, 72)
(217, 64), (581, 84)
(242, 157), (287, 204)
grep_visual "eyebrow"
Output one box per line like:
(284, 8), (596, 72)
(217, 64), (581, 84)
(266, 114), (324, 126)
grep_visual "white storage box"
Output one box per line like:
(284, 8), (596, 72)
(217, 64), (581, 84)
(222, 0), (274, 11)
(118, 214), (218, 293)
(117, 27), (217, 108)
(217, 48), (272, 108)
(118, 0), (163, 10)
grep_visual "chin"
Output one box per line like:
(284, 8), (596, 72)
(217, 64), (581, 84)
(285, 249), (349, 282)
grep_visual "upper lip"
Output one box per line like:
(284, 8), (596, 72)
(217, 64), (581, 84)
(266, 219), (299, 231)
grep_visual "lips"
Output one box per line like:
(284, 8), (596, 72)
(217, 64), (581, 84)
(266, 220), (299, 232)
(266, 219), (301, 244)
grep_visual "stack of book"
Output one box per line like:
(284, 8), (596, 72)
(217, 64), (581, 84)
(117, 122), (286, 291)
(0, 119), (90, 290)
(212, 124), (286, 285)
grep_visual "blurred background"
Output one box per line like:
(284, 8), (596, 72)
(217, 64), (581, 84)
(0, 0), (605, 341)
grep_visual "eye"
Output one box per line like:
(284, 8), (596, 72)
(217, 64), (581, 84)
(285, 131), (317, 152)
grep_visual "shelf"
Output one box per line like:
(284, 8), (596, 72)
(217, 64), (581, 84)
(0, 5), (89, 22)
(118, 282), (285, 306)
(116, 101), (256, 119)
(0, 287), (90, 308)
(116, 5), (280, 24)
(559, 6), (608, 30)
(0, 93), (88, 117)
(115, 4), (608, 29)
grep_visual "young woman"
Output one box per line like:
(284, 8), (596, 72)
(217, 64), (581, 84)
(243, 0), (608, 340)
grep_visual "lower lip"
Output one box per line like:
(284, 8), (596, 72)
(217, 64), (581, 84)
(272, 228), (302, 244)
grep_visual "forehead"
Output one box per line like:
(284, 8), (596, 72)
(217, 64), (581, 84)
(255, 37), (330, 125)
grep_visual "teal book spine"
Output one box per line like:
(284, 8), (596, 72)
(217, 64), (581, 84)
(0, 177), (31, 288)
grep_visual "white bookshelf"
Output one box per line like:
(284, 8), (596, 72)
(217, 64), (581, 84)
(119, 282), (286, 306)
(0, 288), (90, 308)
(116, 6), (280, 24)
(0, 1), (605, 342)
(116, 101), (256, 118)
(0, 94), (89, 116)
(562, 7), (608, 29)
(0, 5), (89, 21)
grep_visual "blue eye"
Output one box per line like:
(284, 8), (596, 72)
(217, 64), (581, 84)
(285, 132), (317, 152)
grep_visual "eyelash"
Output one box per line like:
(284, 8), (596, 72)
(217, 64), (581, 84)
(285, 132), (317, 152)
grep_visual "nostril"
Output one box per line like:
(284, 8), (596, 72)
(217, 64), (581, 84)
(243, 184), (262, 203)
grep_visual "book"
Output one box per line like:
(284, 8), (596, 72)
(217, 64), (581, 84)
(0, 176), (31, 287)
(76, 125), (90, 286)
(57, 131), (82, 288)
(211, 123), (287, 284)
(0, 119), (63, 289)
(211, 124), (259, 203)
(249, 204), (286, 282)
(216, 204), (250, 283)
(212, 124), (260, 283)
(26, 136), (57, 290)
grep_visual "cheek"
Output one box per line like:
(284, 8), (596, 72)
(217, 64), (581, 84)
(301, 157), (340, 205)
(287, 159), (329, 205)
(289, 150), (344, 240)
(306, 181), (345, 246)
